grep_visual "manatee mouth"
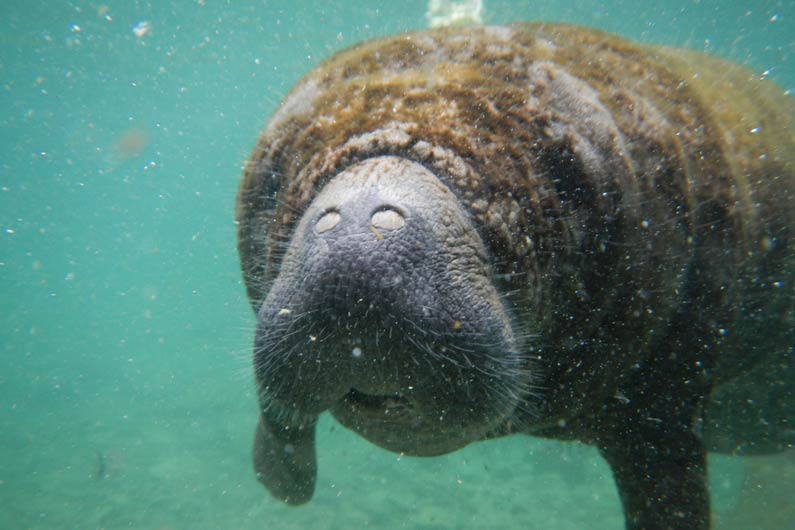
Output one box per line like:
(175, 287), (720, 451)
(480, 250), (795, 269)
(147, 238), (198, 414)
(344, 388), (414, 415)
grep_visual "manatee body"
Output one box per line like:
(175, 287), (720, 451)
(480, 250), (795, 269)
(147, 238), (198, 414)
(237, 23), (795, 529)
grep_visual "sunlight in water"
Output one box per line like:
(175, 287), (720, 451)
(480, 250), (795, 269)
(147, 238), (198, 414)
(426, 0), (484, 27)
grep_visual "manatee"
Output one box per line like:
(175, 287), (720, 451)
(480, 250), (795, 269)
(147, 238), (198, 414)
(236, 23), (795, 529)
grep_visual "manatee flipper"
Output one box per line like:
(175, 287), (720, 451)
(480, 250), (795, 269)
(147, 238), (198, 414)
(252, 414), (317, 505)
(595, 289), (715, 530)
(599, 427), (709, 530)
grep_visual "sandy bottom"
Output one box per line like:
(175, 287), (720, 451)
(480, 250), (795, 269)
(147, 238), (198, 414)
(3, 393), (793, 530)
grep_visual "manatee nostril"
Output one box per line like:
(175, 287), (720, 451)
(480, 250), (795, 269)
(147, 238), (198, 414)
(315, 210), (341, 234)
(371, 207), (406, 231)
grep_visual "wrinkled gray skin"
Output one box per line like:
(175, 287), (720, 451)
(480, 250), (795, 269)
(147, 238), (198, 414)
(252, 157), (527, 501)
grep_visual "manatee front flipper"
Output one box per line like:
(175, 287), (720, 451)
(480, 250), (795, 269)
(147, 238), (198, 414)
(598, 425), (709, 530)
(253, 413), (317, 505)
(594, 333), (713, 528)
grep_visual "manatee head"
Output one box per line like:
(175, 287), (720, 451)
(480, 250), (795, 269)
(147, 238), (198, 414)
(245, 155), (533, 503)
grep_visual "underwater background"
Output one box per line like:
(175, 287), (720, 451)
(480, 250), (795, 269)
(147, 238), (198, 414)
(2, 1), (794, 528)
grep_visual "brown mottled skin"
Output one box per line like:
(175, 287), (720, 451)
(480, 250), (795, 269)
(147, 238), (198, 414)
(237, 23), (795, 530)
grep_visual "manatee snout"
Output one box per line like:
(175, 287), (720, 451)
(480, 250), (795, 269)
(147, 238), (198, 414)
(251, 156), (532, 502)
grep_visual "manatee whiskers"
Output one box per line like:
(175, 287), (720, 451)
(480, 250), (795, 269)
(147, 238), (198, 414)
(399, 315), (535, 407)
(402, 331), (530, 417)
(226, 312), (275, 383)
(253, 312), (319, 364)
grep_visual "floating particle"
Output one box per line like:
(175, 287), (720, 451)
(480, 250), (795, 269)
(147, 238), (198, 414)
(132, 21), (152, 38)
(98, 5), (112, 21)
(112, 127), (150, 161)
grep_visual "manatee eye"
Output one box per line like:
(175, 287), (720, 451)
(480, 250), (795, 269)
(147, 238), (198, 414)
(371, 206), (406, 231)
(315, 209), (341, 234)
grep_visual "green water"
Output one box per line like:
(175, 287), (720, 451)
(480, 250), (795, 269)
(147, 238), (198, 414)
(2, 1), (793, 529)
